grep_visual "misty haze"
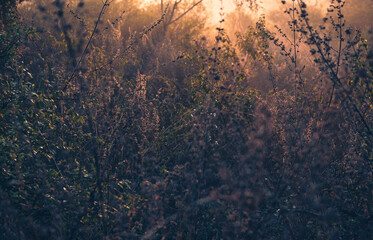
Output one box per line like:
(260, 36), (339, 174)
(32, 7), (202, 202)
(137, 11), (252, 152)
(1, 0), (372, 239)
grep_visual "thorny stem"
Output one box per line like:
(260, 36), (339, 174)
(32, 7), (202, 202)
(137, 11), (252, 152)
(328, 1), (344, 106)
(292, 0), (297, 81)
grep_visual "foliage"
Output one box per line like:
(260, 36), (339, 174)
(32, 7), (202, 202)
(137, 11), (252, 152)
(0, 0), (372, 239)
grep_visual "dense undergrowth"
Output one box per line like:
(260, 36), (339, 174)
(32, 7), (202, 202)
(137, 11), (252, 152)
(0, 0), (372, 239)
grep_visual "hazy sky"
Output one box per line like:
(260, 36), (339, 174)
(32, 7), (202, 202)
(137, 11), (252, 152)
(141, 0), (329, 24)
(141, 0), (279, 23)
(206, 0), (329, 24)
(206, 0), (273, 23)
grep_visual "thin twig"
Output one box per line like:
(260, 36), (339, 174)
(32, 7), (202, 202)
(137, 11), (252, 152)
(63, 0), (109, 91)
(296, 0), (372, 136)
(169, 0), (204, 25)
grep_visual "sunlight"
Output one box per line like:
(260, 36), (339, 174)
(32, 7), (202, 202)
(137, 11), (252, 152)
(4, 0), (372, 238)
(138, 0), (329, 24)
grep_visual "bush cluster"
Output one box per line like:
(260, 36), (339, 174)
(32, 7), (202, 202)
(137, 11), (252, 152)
(0, 0), (372, 239)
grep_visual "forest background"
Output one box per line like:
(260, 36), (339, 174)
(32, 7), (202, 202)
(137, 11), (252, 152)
(0, 0), (372, 239)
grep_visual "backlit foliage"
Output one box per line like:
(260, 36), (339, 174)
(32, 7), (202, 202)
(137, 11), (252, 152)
(0, 0), (372, 239)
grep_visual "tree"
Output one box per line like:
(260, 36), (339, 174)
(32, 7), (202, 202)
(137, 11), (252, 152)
(161, 0), (204, 32)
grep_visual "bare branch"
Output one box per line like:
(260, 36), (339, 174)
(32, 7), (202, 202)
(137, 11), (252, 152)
(169, 0), (204, 25)
(64, 0), (110, 91)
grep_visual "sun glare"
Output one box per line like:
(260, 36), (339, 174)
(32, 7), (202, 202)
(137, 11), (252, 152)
(138, 0), (329, 25)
